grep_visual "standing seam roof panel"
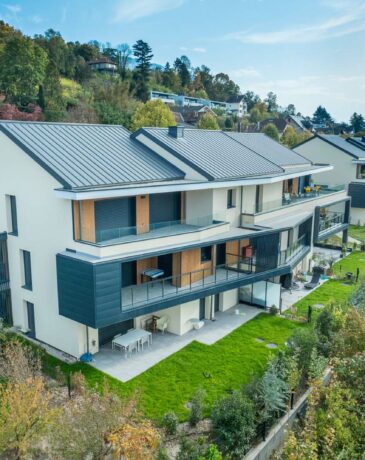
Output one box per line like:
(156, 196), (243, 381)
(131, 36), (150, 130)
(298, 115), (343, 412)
(0, 122), (185, 188)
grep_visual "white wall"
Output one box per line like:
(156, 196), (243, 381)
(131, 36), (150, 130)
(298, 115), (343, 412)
(212, 187), (242, 227)
(241, 185), (256, 214)
(262, 182), (283, 211)
(350, 208), (365, 226)
(185, 189), (213, 223)
(295, 137), (357, 187)
(0, 133), (90, 357)
(221, 289), (238, 311)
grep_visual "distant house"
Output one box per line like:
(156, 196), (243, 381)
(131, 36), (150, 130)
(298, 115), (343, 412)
(170, 105), (216, 126)
(88, 59), (118, 74)
(246, 116), (307, 136)
(295, 134), (365, 225)
(150, 90), (227, 111)
(226, 95), (247, 118)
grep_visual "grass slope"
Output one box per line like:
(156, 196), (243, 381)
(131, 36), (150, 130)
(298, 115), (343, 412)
(42, 314), (301, 421)
(293, 251), (364, 318)
(349, 225), (365, 242)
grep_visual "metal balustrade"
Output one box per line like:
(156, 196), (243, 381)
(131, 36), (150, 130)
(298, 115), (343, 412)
(319, 211), (345, 234)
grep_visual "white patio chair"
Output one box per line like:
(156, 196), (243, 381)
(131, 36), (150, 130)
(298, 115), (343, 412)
(140, 334), (150, 350)
(156, 316), (169, 334)
(112, 333), (122, 351)
(126, 340), (138, 357)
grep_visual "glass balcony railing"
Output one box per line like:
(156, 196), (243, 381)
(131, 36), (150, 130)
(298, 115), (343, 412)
(94, 213), (228, 245)
(319, 211), (345, 234)
(242, 185), (345, 215)
(121, 254), (257, 310)
(278, 235), (308, 266)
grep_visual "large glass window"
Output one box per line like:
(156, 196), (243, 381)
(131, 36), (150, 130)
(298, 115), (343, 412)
(6, 195), (18, 236)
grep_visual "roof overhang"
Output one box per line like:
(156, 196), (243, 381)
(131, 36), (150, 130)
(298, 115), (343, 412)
(54, 165), (333, 201)
(352, 159), (365, 164)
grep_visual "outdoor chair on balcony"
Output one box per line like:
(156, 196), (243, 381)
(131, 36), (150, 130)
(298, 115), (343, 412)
(156, 315), (169, 334)
(304, 266), (325, 290)
(283, 193), (291, 204)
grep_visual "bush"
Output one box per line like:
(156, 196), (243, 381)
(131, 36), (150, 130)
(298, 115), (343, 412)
(161, 411), (178, 435)
(176, 436), (207, 460)
(269, 305), (278, 315)
(315, 309), (336, 357)
(211, 391), (255, 458)
(189, 387), (206, 426)
(287, 328), (317, 374)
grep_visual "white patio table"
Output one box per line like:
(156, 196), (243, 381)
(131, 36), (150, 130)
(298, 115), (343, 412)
(112, 329), (152, 352)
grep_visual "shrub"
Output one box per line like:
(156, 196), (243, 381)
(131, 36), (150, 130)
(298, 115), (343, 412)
(308, 348), (328, 381)
(269, 305), (278, 315)
(161, 411), (178, 435)
(287, 328), (317, 374)
(189, 387), (206, 427)
(211, 391), (255, 458)
(176, 436), (207, 460)
(315, 309), (336, 357)
(259, 360), (288, 423)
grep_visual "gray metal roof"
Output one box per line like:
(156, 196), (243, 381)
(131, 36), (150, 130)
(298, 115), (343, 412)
(0, 121), (185, 189)
(225, 132), (311, 167)
(136, 128), (284, 181)
(319, 135), (365, 159)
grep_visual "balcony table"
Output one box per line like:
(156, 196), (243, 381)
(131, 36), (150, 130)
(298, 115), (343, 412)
(112, 329), (152, 352)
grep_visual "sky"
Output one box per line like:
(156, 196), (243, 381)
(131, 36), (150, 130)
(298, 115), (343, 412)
(1, 0), (365, 122)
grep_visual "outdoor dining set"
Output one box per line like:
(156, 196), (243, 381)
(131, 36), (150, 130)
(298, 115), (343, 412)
(112, 328), (152, 358)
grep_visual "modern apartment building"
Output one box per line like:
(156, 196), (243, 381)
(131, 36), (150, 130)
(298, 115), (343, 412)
(295, 134), (365, 225)
(150, 90), (228, 111)
(0, 122), (350, 358)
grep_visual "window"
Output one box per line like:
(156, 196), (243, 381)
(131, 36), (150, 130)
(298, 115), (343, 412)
(22, 250), (32, 290)
(357, 164), (365, 179)
(6, 195), (18, 235)
(201, 246), (212, 262)
(227, 189), (235, 208)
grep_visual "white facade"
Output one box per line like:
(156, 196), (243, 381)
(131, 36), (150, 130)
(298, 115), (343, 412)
(295, 136), (365, 224)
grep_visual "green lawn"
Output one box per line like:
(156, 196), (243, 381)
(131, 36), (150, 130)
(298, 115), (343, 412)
(349, 225), (365, 243)
(41, 314), (302, 421)
(293, 250), (364, 318)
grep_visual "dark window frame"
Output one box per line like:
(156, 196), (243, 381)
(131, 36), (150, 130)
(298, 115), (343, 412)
(227, 189), (235, 209)
(357, 164), (365, 180)
(201, 246), (212, 263)
(9, 195), (18, 236)
(22, 250), (32, 291)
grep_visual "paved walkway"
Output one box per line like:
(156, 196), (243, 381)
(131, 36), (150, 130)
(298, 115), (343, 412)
(91, 304), (260, 382)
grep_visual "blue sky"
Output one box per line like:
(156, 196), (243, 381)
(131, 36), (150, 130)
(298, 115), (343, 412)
(1, 0), (365, 122)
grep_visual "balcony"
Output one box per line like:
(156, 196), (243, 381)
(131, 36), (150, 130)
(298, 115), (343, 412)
(319, 211), (346, 236)
(278, 234), (309, 266)
(121, 255), (256, 310)
(95, 214), (227, 246)
(242, 185), (345, 216)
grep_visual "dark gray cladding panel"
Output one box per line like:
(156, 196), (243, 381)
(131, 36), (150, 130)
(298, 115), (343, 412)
(57, 255), (96, 327)
(348, 182), (365, 208)
(254, 232), (280, 272)
(94, 262), (122, 327)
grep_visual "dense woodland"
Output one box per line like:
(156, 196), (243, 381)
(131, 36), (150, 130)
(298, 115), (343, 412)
(0, 20), (364, 142)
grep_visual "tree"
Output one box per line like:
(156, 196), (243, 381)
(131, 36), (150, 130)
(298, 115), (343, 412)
(281, 126), (298, 148)
(197, 113), (219, 130)
(211, 391), (255, 458)
(117, 43), (131, 80)
(265, 91), (278, 113)
(262, 123), (280, 141)
(242, 91), (260, 112)
(0, 36), (48, 102)
(132, 40), (153, 102)
(224, 117), (233, 130)
(131, 99), (175, 131)
(174, 56), (191, 88)
(285, 104), (296, 116)
(312, 105), (333, 126)
(350, 112), (365, 133)
(259, 360), (288, 423)
(250, 107), (261, 123)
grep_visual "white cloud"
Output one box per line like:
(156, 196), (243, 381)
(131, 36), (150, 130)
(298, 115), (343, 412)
(113, 0), (184, 23)
(30, 15), (42, 24)
(179, 46), (188, 51)
(230, 67), (261, 78)
(5, 4), (21, 13)
(192, 47), (206, 53)
(225, 0), (365, 44)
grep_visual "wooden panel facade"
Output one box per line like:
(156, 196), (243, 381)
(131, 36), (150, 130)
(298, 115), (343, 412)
(136, 257), (158, 284)
(136, 195), (150, 234)
(81, 200), (96, 243)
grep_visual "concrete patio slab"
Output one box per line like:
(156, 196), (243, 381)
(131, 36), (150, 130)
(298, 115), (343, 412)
(90, 304), (261, 382)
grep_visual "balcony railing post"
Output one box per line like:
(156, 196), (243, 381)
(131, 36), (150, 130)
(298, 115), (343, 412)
(147, 282), (149, 301)
(190, 272), (192, 291)
(203, 269), (205, 286)
(131, 287), (134, 307)
(215, 266), (217, 283)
